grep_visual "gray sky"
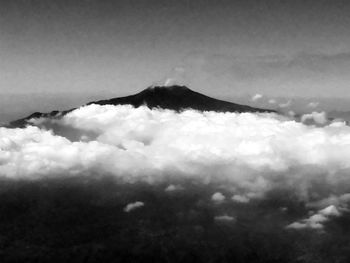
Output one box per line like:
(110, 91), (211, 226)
(1, 0), (350, 98)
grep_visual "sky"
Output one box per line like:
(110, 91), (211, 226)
(1, 0), (350, 100)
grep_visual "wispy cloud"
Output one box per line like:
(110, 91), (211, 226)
(287, 205), (341, 230)
(251, 93), (263, 102)
(124, 201), (144, 212)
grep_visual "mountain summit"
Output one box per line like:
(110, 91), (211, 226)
(9, 85), (275, 127)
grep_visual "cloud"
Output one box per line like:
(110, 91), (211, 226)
(232, 195), (250, 203)
(251, 94), (263, 102)
(306, 193), (350, 210)
(2, 104), (350, 211)
(164, 78), (176, 86)
(268, 99), (276, 104)
(278, 100), (291, 108)
(212, 192), (226, 202)
(288, 111), (296, 117)
(287, 205), (341, 230)
(165, 184), (183, 192)
(301, 111), (328, 125)
(124, 201), (144, 212)
(307, 102), (319, 108)
(319, 205), (341, 217)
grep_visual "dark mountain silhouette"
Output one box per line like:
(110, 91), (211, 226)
(91, 85), (274, 113)
(9, 85), (275, 127)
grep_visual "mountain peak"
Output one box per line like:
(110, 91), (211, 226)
(92, 85), (274, 113)
(147, 84), (189, 90)
(142, 85), (191, 94)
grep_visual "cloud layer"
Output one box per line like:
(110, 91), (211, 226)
(1, 104), (350, 214)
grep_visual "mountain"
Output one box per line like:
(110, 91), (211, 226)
(91, 85), (274, 113)
(8, 85), (275, 127)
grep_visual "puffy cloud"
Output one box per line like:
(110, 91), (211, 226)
(124, 201), (144, 212)
(165, 184), (183, 192)
(3, 104), (350, 209)
(319, 205), (341, 217)
(301, 111), (328, 125)
(251, 94), (263, 102)
(287, 205), (341, 230)
(306, 194), (350, 213)
(268, 99), (276, 104)
(211, 192), (226, 202)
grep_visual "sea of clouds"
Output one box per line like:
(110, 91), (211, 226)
(1, 104), (350, 228)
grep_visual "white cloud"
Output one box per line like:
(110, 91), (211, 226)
(164, 78), (176, 86)
(212, 192), (226, 202)
(268, 99), (276, 104)
(124, 201), (144, 212)
(2, 104), (350, 210)
(165, 184), (183, 192)
(301, 111), (328, 125)
(251, 94), (263, 102)
(287, 205), (341, 230)
(319, 205), (341, 217)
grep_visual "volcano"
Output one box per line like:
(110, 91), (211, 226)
(91, 85), (274, 113)
(9, 85), (275, 127)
